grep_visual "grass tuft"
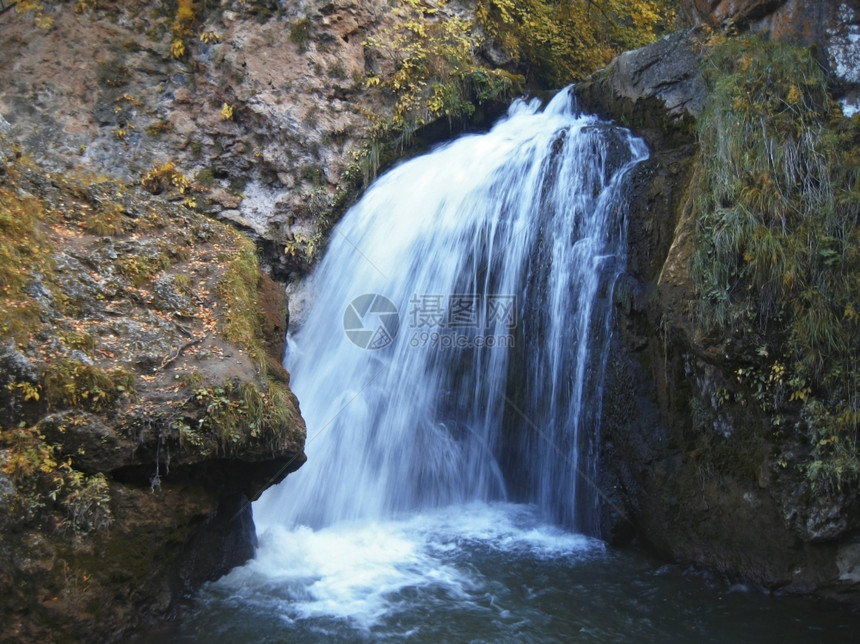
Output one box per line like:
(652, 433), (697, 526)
(692, 35), (860, 492)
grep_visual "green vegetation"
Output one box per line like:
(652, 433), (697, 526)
(692, 35), (860, 492)
(14, 0), (55, 29)
(195, 167), (215, 186)
(84, 201), (124, 236)
(365, 0), (521, 135)
(212, 233), (301, 451)
(40, 358), (136, 412)
(216, 235), (265, 366)
(116, 246), (173, 286)
(1, 424), (112, 533)
(0, 179), (52, 341)
(0, 155), (135, 534)
(289, 17), (311, 53)
(186, 379), (299, 453)
(364, 0), (674, 134)
(475, 0), (675, 86)
(171, 0), (197, 58)
(146, 120), (175, 137)
(140, 160), (192, 195)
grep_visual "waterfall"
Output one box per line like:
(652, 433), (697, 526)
(255, 87), (648, 534)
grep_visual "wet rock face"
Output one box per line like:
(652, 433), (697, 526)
(171, 493), (259, 598)
(577, 19), (860, 602)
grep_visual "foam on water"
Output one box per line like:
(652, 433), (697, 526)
(216, 504), (601, 632)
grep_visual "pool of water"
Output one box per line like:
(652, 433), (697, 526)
(143, 503), (860, 643)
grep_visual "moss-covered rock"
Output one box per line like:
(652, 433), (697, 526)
(0, 144), (306, 641)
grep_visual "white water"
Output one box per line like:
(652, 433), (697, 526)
(243, 88), (647, 633)
(163, 91), (860, 643)
(218, 503), (601, 635)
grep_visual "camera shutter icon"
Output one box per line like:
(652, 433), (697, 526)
(343, 294), (400, 350)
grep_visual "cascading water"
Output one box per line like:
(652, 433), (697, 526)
(159, 88), (860, 644)
(255, 87), (647, 532)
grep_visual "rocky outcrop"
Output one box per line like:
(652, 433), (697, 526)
(0, 137), (306, 641)
(577, 23), (860, 601)
(0, 0), (399, 279)
(0, 0), (514, 282)
(575, 27), (707, 149)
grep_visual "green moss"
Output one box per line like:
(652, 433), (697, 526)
(243, 378), (300, 449)
(194, 167), (215, 187)
(40, 358), (136, 412)
(63, 330), (97, 357)
(83, 202), (124, 236)
(215, 235), (264, 367)
(185, 378), (298, 455)
(0, 183), (54, 340)
(299, 164), (325, 186)
(207, 234), (302, 453)
(116, 248), (172, 286)
(692, 35), (860, 492)
(289, 18), (311, 53)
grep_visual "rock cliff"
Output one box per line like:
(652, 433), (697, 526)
(0, 0), (403, 279)
(0, 0), (514, 282)
(577, 3), (860, 602)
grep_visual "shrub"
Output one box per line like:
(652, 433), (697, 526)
(364, 0), (522, 135)
(289, 17), (311, 53)
(475, 0), (674, 86)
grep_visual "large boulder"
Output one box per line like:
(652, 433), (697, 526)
(575, 28), (707, 149)
(0, 145), (306, 641)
